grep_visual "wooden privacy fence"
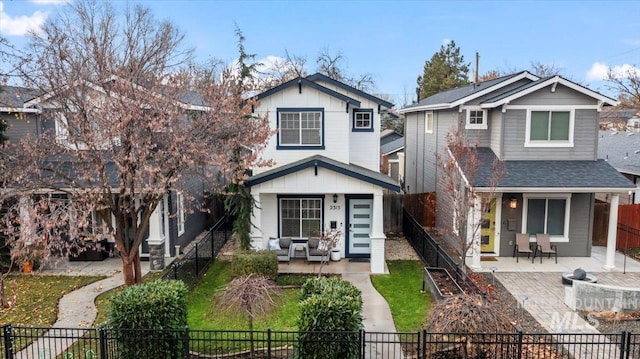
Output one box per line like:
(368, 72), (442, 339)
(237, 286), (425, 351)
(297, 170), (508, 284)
(383, 193), (403, 233)
(402, 192), (436, 229)
(593, 200), (609, 246)
(617, 204), (640, 250)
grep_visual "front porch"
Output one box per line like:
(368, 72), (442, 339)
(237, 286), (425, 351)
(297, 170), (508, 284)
(477, 246), (640, 273)
(278, 257), (381, 274)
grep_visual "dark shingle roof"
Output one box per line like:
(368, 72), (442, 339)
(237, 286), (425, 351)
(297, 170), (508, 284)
(246, 154), (399, 191)
(403, 72), (529, 109)
(381, 137), (404, 155)
(598, 130), (640, 176)
(471, 147), (635, 189)
(306, 73), (394, 108)
(0, 86), (41, 107)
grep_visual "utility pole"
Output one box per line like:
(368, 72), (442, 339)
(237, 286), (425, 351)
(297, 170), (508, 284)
(475, 52), (480, 83)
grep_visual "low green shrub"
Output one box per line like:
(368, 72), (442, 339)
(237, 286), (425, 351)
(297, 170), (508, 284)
(230, 250), (278, 280)
(297, 277), (363, 359)
(108, 279), (188, 359)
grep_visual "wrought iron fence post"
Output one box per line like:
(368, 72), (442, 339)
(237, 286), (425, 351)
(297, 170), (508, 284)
(419, 330), (424, 359)
(359, 329), (365, 359)
(266, 328), (272, 359)
(435, 243), (440, 267)
(195, 243), (199, 276)
(183, 326), (190, 359)
(620, 331), (628, 359)
(3, 324), (13, 359)
(173, 263), (178, 280)
(516, 329), (523, 359)
(98, 325), (108, 359)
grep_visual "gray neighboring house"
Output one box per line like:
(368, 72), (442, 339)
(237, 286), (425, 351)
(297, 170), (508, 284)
(380, 134), (404, 184)
(598, 129), (640, 204)
(1, 85), (212, 267)
(399, 72), (636, 270)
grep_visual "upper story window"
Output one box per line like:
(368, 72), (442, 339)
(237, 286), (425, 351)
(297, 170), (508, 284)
(352, 109), (373, 132)
(277, 108), (324, 149)
(425, 112), (433, 133)
(466, 108), (487, 130)
(525, 108), (574, 147)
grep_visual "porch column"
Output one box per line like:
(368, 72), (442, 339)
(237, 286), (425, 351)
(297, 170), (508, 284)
(370, 192), (386, 274)
(468, 196), (482, 271)
(603, 193), (620, 270)
(147, 201), (165, 270)
(249, 192), (263, 250)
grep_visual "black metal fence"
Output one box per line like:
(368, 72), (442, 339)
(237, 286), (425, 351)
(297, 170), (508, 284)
(161, 215), (231, 288)
(2, 325), (639, 359)
(403, 209), (483, 294)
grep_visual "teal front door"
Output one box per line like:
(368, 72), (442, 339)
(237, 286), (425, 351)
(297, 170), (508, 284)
(347, 198), (373, 257)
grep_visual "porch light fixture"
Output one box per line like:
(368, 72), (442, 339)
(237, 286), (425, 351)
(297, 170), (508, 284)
(509, 197), (517, 209)
(333, 194), (338, 203)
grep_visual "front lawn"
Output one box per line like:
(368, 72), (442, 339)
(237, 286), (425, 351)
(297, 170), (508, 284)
(371, 260), (432, 332)
(187, 260), (300, 330)
(0, 274), (105, 326)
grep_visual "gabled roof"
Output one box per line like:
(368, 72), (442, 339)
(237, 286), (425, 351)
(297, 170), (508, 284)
(480, 75), (618, 108)
(255, 77), (361, 107)
(598, 130), (640, 177)
(381, 137), (404, 156)
(246, 154), (400, 192)
(306, 73), (394, 108)
(470, 147), (635, 192)
(399, 71), (539, 113)
(0, 85), (42, 112)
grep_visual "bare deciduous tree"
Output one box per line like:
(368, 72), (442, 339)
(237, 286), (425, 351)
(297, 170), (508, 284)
(0, 1), (272, 285)
(608, 65), (640, 111)
(437, 129), (504, 270)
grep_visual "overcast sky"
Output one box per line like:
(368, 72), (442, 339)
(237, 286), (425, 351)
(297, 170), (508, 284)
(2, 0), (639, 106)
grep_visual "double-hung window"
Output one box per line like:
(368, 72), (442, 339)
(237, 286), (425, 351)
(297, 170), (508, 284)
(280, 198), (322, 238)
(465, 108), (487, 129)
(522, 194), (571, 241)
(525, 109), (574, 147)
(278, 108), (323, 148)
(353, 109), (373, 131)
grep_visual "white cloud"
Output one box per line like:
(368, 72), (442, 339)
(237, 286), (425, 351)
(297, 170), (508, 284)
(0, 1), (48, 36)
(587, 62), (640, 81)
(29, 0), (70, 4)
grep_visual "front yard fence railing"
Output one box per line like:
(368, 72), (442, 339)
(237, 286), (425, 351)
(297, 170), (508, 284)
(403, 208), (483, 294)
(1, 325), (639, 359)
(161, 215), (231, 288)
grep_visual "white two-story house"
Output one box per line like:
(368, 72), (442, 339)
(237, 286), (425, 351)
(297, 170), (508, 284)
(400, 72), (636, 270)
(247, 73), (398, 273)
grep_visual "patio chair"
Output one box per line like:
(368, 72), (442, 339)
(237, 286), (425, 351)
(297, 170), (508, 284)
(306, 237), (329, 263)
(268, 237), (291, 263)
(534, 233), (557, 264)
(513, 233), (533, 263)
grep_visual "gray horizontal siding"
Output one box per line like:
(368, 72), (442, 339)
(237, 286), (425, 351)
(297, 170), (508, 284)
(510, 84), (598, 106)
(489, 110), (502, 158)
(502, 109), (598, 160)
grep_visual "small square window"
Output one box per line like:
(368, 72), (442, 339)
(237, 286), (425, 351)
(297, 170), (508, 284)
(353, 109), (373, 131)
(465, 109), (487, 129)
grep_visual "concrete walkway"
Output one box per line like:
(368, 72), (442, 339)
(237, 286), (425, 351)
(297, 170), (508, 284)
(17, 258), (151, 359)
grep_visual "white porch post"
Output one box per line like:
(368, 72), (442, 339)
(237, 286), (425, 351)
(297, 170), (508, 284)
(370, 192), (386, 274)
(147, 201), (165, 270)
(603, 193), (620, 270)
(468, 196), (482, 271)
(249, 192), (263, 250)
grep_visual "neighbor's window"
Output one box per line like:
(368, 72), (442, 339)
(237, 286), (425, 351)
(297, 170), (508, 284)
(425, 112), (433, 133)
(280, 198), (322, 238)
(466, 109), (487, 129)
(526, 109), (574, 147)
(278, 108), (323, 147)
(353, 109), (373, 131)
(523, 194), (571, 239)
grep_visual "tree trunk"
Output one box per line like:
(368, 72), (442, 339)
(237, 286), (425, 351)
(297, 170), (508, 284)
(121, 256), (136, 286)
(134, 250), (142, 283)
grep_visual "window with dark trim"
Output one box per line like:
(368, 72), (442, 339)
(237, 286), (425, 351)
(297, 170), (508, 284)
(277, 108), (324, 148)
(280, 198), (322, 237)
(352, 109), (373, 132)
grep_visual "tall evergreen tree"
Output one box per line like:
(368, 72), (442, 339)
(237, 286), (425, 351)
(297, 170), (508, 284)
(416, 41), (470, 100)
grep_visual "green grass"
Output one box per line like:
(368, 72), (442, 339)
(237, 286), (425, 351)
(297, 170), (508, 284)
(187, 260), (300, 330)
(371, 260), (432, 332)
(0, 274), (105, 326)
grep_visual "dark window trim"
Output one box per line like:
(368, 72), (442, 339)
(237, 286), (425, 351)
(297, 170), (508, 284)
(352, 108), (374, 132)
(277, 194), (325, 238)
(276, 107), (325, 150)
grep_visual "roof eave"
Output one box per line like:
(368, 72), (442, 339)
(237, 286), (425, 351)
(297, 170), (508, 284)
(474, 186), (636, 193)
